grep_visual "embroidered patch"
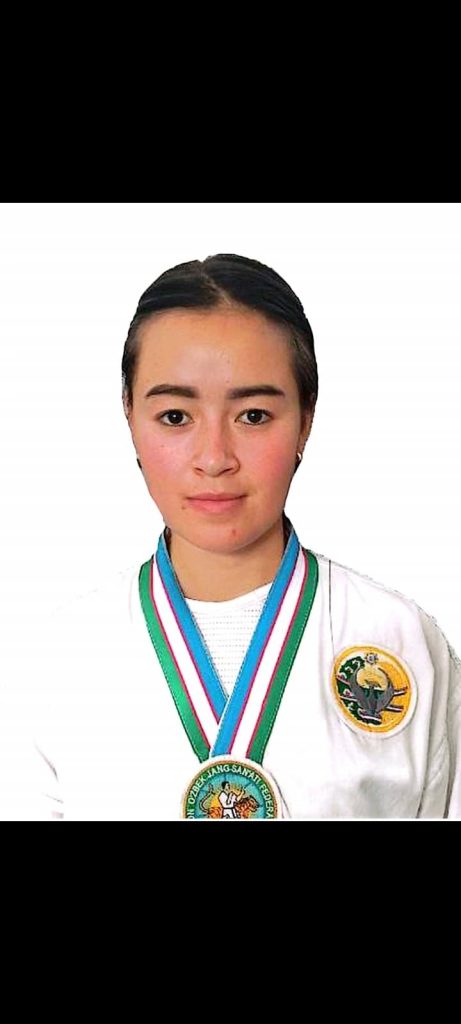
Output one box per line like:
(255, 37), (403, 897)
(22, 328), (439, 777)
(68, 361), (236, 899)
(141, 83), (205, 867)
(182, 756), (282, 819)
(331, 645), (417, 736)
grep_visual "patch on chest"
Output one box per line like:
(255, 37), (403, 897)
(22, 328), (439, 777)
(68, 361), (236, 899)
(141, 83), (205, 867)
(331, 645), (417, 736)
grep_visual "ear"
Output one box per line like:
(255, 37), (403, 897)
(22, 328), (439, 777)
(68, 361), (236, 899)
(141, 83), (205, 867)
(298, 402), (316, 451)
(122, 392), (132, 427)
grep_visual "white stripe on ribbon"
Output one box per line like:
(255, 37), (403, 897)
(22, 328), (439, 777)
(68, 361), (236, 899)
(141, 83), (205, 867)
(229, 546), (307, 758)
(152, 557), (219, 748)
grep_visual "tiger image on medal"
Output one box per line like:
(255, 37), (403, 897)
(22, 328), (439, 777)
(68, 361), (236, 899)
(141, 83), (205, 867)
(182, 756), (282, 819)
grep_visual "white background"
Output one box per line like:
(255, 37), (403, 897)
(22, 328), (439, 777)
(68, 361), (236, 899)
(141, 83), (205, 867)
(1, 203), (460, 657)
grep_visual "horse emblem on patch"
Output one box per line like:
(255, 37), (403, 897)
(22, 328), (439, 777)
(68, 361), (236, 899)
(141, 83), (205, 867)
(331, 645), (417, 735)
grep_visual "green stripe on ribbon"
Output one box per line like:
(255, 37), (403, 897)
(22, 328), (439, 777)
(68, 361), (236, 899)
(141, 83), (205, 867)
(248, 549), (319, 763)
(138, 559), (210, 761)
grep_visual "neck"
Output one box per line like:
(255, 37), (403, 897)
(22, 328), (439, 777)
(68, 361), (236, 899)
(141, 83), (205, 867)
(166, 516), (289, 601)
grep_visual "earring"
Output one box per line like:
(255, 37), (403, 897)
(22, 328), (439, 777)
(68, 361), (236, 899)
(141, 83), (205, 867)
(136, 457), (142, 470)
(293, 451), (303, 476)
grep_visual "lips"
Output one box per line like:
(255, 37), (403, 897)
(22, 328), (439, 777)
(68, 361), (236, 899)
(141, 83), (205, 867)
(188, 494), (244, 501)
(187, 495), (245, 514)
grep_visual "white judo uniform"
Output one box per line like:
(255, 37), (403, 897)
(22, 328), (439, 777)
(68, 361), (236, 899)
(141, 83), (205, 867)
(1, 538), (460, 820)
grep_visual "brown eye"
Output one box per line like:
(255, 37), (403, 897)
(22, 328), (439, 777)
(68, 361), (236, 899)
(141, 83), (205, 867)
(157, 410), (190, 427)
(239, 409), (272, 425)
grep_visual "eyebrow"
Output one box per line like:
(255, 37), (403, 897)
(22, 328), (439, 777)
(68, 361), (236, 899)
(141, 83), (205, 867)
(144, 383), (286, 401)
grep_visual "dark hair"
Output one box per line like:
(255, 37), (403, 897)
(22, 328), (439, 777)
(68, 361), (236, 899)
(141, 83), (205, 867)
(121, 254), (318, 431)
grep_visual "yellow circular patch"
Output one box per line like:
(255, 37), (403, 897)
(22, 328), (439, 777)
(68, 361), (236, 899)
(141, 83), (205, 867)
(331, 645), (417, 735)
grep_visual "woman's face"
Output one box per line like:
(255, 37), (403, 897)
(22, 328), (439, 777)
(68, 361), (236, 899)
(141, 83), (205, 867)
(124, 306), (314, 554)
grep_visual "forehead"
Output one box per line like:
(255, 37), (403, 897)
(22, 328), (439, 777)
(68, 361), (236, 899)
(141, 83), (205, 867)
(136, 307), (295, 382)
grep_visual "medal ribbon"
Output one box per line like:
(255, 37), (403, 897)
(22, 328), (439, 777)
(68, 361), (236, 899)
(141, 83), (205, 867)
(138, 517), (318, 764)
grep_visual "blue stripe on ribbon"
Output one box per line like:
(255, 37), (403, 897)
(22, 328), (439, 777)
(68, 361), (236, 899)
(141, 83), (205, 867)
(211, 525), (300, 755)
(156, 532), (227, 718)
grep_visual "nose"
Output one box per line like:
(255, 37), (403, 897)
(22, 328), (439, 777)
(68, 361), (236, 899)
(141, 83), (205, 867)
(192, 419), (239, 475)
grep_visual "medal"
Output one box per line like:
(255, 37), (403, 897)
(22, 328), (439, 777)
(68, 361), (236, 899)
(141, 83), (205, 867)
(138, 515), (319, 818)
(182, 756), (284, 819)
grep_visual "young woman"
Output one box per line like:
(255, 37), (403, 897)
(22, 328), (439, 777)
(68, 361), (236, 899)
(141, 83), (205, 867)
(2, 254), (460, 819)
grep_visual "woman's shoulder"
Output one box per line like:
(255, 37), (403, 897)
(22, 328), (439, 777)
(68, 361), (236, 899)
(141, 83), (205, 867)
(313, 544), (432, 610)
(310, 546), (461, 672)
(47, 560), (141, 623)
(21, 562), (143, 694)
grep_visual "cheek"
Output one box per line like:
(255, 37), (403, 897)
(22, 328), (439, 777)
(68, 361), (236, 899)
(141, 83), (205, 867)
(136, 425), (185, 481)
(147, 450), (185, 483)
(251, 440), (293, 485)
